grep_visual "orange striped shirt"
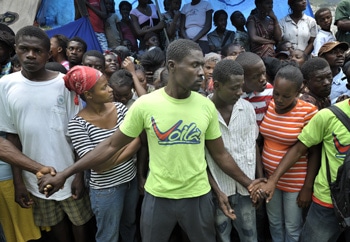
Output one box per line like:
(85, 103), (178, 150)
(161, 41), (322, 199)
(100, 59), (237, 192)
(260, 99), (318, 192)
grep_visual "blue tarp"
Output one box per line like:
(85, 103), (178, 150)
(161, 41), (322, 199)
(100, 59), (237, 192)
(46, 17), (102, 52)
(43, 0), (314, 51)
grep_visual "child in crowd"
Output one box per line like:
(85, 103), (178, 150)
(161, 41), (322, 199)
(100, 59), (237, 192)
(230, 11), (250, 51)
(10, 55), (21, 73)
(312, 8), (336, 56)
(290, 49), (308, 67)
(221, 43), (245, 60)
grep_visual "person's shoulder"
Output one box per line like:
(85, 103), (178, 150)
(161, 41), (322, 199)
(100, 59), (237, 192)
(238, 98), (255, 111)
(0, 71), (23, 87)
(297, 99), (318, 111)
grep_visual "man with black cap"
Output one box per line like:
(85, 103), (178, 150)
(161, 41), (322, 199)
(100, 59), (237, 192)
(318, 41), (350, 103)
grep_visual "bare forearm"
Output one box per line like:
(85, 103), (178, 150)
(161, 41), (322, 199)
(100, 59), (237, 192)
(62, 131), (134, 179)
(336, 19), (350, 31)
(303, 144), (321, 189)
(269, 141), (308, 183)
(218, 153), (252, 188)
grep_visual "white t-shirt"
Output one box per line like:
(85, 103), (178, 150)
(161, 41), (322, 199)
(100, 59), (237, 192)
(0, 71), (80, 200)
(181, 0), (213, 41)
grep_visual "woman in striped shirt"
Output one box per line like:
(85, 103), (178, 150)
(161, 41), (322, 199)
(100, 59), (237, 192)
(64, 66), (140, 242)
(259, 65), (318, 242)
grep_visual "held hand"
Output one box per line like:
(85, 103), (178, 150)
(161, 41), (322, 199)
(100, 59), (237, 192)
(71, 173), (85, 200)
(14, 183), (33, 208)
(217, 191), (236, 220)
(38, 172), (66, 197)
(35, 166), (56, 179)
(297, 186), (312, 208)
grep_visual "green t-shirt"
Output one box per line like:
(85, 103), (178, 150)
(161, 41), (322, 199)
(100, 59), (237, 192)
(120, 88), (221, 199)
(335, 0), (350, 44)
(298, 99), (350, 205)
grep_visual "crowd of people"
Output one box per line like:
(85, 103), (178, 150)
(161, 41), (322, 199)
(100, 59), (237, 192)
(1, 0), (350, 242)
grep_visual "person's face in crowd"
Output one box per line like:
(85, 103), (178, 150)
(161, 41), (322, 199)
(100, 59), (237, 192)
(243, 60), (267, 93)
(289, 0), (307, 12)
(120, 4), (132, 20)
(226, 45), (245, 60)
(50, 37), (61, 60)
(136, 69), (147, 91)
(290, 49), (306, 67)
(214, 74), (243, 106)
(11, 61), (21, 72)
(66, 41), (85, 65)
(146, 36), (160, 48)
(280, 41), (293, 52)
(15, 35), (50, 74)
(204, 60), (216, 83)
(258, 0), (273, 15)
(105, 0), (115, 13)
(121, 39), (133, 51)
(273, 76), (299, 114)
(317, 10), (332, 31)
(0, 42), (11, 65)
(83, 56), (104, 72)
(171, 49), (205, 92)
(104, 54), (119, 76)
(306, 66), (332, 98)
(170, 0), (181, 11)
(110, 83), (133, 104)
(216, 14), (227, 32)
(231, 12), (246, 28)
(86, 75), (113, 104)
(323, 47), (345, 69)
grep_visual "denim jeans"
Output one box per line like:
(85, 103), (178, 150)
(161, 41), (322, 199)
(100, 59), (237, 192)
(299, 202), (343, 242)
(214, 194), (257, 242)
(90, 177), (139, 242)
(266, 189), (302, 242)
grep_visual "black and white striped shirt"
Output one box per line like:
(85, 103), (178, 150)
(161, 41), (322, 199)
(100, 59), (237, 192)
(68, 102), (136, 189)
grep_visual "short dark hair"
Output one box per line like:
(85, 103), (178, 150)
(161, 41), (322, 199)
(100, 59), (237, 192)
(213, 59), (244, 84)
(52, 34), (69, 58)
(342, 60), (350, 74)
(275, 65), (303, 90)
(221, 43), (242, 57)
(230, 11), (243, 25)
(119, 1), (132, 11)
(166, 39), (202, 63)
(15, 26), (50, 51)
(45, 62), (67, 74)
(141, 47), (165, 72)
(315, 7), (331, 22)
(236, 52), (262, 69)
(213, 10), (228, 25)
(109, 69), (133, 87)
(83, 50), (105, 62)
(68, 36), (87, 52)
(301, 57), (329, 80)
(83, 50), (105, 69)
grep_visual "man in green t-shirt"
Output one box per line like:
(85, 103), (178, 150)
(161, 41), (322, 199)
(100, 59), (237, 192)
(38, 39), (265, 242)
